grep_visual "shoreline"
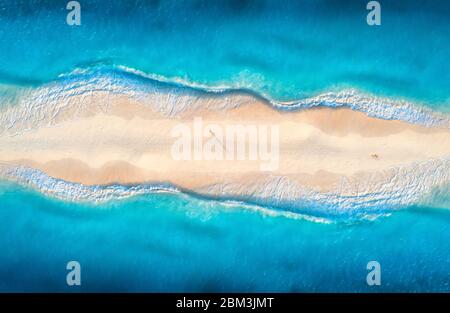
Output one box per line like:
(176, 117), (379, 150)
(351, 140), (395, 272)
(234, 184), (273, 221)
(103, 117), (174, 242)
(1, 157), (448, 212)
(1, 67), (449, 134)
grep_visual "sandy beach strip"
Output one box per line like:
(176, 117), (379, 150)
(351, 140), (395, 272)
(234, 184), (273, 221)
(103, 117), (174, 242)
(0, 90), (449, 200)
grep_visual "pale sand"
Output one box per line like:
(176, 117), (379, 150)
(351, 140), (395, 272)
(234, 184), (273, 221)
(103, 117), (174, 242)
(0, 91), (449, 201)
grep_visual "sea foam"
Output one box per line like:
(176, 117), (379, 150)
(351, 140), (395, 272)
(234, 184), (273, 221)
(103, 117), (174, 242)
(0, 157), (448, 222)
(0, 66), (449, 136)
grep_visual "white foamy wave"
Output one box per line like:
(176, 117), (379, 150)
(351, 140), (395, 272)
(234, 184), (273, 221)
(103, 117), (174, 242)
(115, 65), (450, 127)
(0, 67), (253, 135)
(0, 157), (448, 223)
(0, 66), (449, 136)
(218, 199), (333, 224)
(200, 157), (450, 217)
(0, 164), (180, 202)
(0, 164), (334, 224)
(271, 89), (450, 127)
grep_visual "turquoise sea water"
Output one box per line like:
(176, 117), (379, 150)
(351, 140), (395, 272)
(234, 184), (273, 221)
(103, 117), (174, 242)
(0, 181), (449, 292)
(0, 0), (449, 292)
(0, 0), (449, 107)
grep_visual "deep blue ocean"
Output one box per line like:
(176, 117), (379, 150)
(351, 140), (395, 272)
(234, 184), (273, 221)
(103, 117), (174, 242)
(0, 181), (449, 292)
(0, 0), (449, 292)
(0, 0), (449, 107)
